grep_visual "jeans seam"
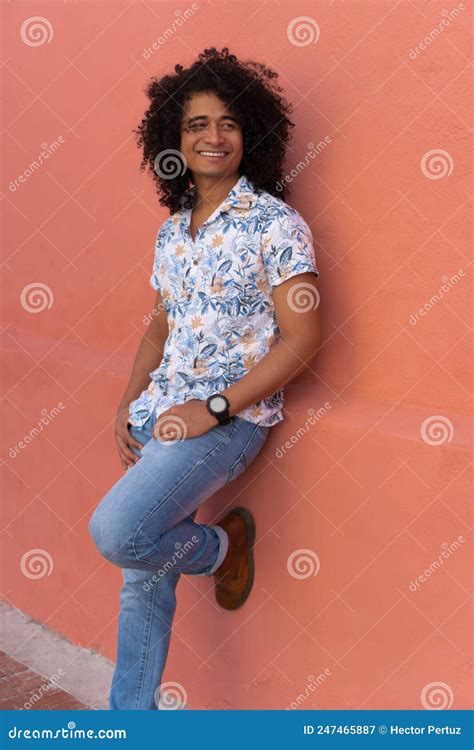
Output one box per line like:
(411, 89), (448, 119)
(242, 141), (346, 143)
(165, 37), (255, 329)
(135, 581), (158, 709)
(226, 423), (263, 483)
(131, 418), (240, 564)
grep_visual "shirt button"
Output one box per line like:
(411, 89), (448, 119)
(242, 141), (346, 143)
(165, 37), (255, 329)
(187, 292), (192, 299)
(177, 327), (182, 333)
(193, 259), (198, 265)
(163, 388), (168, 395)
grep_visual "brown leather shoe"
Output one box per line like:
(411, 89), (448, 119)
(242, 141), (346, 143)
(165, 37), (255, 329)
(213, 507), (256, 610)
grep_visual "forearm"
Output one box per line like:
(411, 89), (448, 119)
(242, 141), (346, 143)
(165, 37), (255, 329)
(222, 336), (320, 417)
(117, 331), (166, 414)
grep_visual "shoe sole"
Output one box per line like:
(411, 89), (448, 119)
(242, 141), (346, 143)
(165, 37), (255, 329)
(220, 506), (256, 611)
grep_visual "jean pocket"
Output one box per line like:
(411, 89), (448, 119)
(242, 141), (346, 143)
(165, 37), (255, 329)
(226, 424), (268, 483)
(128, 421), (153, 453)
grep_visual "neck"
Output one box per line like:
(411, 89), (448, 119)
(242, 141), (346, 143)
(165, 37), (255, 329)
(192, 172), (240, 212)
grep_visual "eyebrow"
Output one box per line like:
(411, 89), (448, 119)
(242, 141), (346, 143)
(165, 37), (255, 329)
(184, 114), (240, 125)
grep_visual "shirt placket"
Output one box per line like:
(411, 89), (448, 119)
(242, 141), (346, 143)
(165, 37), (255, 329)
(184, 229), (204, 297)
(157, 219), (211, 396)
(181, 210), (218, 300)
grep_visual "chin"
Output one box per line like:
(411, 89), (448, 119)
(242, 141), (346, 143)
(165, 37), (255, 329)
(192, 165), (232, 177)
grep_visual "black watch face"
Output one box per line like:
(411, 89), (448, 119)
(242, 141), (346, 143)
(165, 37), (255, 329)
(210, 395), (227, 414)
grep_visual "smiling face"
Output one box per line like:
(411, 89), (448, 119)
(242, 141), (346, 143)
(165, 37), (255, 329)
(180, 91), (244, 181)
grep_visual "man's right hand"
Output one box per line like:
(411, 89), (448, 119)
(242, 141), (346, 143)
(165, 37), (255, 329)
(115, 406), (145, 470)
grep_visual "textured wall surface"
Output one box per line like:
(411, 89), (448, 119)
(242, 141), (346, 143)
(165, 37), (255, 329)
(2, 0), (471, 710)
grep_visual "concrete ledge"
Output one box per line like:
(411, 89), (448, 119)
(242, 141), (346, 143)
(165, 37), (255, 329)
(0, 602), (113, 710)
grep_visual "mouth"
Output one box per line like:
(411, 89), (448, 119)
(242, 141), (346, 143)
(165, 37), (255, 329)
(196, 151), (230, 159)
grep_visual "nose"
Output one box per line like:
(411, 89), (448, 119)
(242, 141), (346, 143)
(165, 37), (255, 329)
(204, 122), (225, 146)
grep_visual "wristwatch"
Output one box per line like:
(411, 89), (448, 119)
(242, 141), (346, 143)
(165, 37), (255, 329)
(206, 393), (233, 426)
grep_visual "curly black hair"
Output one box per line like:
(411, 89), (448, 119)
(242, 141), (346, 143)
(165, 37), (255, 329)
(134, 47), (295, 213)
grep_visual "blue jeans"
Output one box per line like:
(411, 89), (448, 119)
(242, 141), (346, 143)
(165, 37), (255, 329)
(88, 412), (270, 710)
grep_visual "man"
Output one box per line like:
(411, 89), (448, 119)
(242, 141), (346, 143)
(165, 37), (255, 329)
(89, 47), (321, 710)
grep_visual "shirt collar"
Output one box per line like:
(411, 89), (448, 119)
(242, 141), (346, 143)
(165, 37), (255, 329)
(178, 174), (257, 237)
(219, 174), (257, 211)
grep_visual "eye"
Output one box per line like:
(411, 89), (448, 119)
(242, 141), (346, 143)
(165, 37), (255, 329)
(188, 123), (206, 132)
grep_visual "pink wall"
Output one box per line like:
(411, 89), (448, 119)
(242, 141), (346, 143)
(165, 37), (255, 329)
(2, 1), (471, 710)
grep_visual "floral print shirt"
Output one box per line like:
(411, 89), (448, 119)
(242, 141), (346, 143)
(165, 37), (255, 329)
(128, 174), (320, 428)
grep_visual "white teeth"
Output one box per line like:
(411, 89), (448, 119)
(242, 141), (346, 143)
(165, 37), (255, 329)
(199, 152), (227, 157)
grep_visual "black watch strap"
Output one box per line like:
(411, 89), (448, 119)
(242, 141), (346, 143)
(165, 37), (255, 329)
(206, 394), (233, 425)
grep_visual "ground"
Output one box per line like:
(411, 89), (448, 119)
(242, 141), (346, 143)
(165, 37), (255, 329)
(0, 651), (89, 710)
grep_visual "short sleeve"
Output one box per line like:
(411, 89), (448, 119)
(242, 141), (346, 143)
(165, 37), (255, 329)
(149, 227), (164, 292)
(260, 210), (320, 288)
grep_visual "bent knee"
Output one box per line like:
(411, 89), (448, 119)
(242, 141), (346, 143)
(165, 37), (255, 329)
(88, 508), (109, 558)
(88, 507), (130, 565)
(132, 527), (165, 563)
